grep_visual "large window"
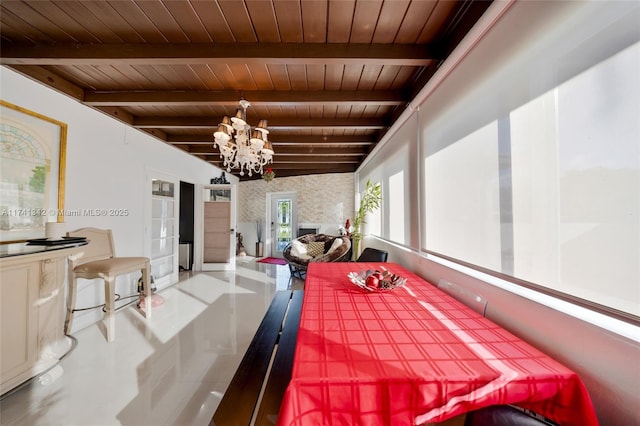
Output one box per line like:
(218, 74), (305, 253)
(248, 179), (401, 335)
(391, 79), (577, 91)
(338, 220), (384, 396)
(360, 180), (382, 238)
(359, 115), (418, 246)
(424, 122), (501, 271)
(511, 45), (639, 315)
(388, 171), (405, 244)
(359, 1), (638, 321)
(423, 7), (639, 318)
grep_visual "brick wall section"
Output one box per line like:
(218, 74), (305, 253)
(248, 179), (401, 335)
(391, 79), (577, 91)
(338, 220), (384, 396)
(238, 173), (355, 226)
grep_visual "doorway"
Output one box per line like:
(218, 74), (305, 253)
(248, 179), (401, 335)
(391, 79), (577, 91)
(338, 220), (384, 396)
(179, 181), (194, 271)
(201, 184), (236, 271)
(269, 192), (297, 258)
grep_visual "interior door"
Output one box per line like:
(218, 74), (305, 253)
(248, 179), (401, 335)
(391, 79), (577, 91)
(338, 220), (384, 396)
(270, 193), (296, 258)
(202, 184), (236, 271)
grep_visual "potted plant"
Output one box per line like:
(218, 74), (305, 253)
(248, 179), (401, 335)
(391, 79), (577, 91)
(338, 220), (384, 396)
(351, 180), (382, 259)
(256, 219), (264, 257)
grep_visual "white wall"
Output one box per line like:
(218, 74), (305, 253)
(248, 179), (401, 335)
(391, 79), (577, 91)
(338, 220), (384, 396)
(1, 66), (235, 332)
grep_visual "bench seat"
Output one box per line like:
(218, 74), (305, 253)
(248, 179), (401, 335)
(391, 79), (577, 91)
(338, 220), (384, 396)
(211, 289), (303, 426)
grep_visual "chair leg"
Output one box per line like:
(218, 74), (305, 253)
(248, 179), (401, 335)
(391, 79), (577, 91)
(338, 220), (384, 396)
(64, 277), (78, 335)
(288, 263), (306, 280)
(140, 263), (152, 319)
(103, 276), (116, 342)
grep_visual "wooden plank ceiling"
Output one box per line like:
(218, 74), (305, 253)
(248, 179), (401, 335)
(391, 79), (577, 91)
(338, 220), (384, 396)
(0, 0), (491, 181)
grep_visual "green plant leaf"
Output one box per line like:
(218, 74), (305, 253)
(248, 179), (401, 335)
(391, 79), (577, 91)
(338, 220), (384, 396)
(352, 179), (382, 256)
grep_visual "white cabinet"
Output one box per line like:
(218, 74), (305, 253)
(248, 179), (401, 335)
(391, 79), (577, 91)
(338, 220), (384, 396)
(0, 244), (81, 395)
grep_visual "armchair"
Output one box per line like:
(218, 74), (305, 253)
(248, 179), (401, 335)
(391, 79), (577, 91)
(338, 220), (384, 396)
(283, 234), (351, 279)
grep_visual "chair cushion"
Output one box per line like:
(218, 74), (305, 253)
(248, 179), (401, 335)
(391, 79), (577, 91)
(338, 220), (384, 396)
(307, 241), (325, 258)
(290, 240), (311, 259)
(75, 257), (149, 276)
(326, 237), (344, 254)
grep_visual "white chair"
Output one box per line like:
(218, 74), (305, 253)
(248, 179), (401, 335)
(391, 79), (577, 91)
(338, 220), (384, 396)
(65, 228), (151, 342)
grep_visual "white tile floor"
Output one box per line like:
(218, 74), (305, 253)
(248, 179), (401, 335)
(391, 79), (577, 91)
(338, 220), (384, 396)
(0, 259), (297, 426)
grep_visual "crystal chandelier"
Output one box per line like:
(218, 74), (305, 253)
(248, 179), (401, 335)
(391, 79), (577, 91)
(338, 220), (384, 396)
(213, 99), (274, 177)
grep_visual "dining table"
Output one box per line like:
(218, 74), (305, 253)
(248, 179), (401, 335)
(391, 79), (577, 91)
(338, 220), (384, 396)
(277, 262), (598, 426)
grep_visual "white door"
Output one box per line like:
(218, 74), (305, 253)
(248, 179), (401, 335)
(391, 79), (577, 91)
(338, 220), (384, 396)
(270, 192), (296, 258)
(149, 176), (179, 290)
(201, 184), (236, 271)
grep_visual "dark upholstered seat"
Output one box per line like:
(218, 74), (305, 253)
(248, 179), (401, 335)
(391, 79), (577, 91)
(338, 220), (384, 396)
(356, 247), (388, 262)
(464, 405), (557, 426)
(283, 234), (351, 279)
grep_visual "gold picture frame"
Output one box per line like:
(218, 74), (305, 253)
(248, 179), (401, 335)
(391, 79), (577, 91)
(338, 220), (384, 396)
(0, 100), (67, 243)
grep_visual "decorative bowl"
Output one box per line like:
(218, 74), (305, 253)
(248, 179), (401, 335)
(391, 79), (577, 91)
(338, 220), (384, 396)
(347, 269), (407, 292)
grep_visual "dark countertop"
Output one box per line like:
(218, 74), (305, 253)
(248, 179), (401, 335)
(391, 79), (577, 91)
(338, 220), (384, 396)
(0, 241), (87, 259)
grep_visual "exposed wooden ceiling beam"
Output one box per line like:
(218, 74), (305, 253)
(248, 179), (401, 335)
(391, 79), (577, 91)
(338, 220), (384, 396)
(214, 162), (358, 172)
(83, 90), (405, 106)
(133, 117), (387, 130)
(238, 167), (357, 181)
(276, 146), (368, 156)
(272, 156), (361, 163)
(268, 135), (376, 144)
(94, 106), (135, 125)
(0, 0), (490, 183)
(197, 146), (367, 155)
(8, 65), (84, 100)
(1, 43), (440, 66)
(209, 155), (359, 163)
(141, 128), (168, 141)
(167, 134), (376, 145)
(275, 151), (365, 157)
(258, 119), (387, 130)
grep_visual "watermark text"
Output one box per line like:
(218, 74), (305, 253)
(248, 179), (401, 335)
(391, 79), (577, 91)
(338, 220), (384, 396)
(1, 208), (130, 217)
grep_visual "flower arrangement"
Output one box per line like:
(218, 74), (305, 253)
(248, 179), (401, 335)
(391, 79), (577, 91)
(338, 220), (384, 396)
(262, 168), (276, 182)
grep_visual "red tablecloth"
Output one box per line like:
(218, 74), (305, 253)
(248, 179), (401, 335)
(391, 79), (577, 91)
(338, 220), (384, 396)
(277, 262), (598, 426)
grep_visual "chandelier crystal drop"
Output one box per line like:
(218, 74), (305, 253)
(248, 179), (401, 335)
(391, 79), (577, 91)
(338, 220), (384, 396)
(213, 99), (274, 177)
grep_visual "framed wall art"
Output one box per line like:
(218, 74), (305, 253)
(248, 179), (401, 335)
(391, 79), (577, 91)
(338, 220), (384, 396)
(0, 100), (67, 243)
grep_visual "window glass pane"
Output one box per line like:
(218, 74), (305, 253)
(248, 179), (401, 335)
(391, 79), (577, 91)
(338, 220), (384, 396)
(419, 1), (639, 318)
(368, 182), (382, 237)
(511, 42), (640, 316)
(151, 236), (174, 258)
(152, 198), (174, 218)
(276, 199), (292, 251)
(388, 171), (405, 244)
(151, 218), (174, 239)
(425, 121), (502, 271)
(151, 179), (174, 197)
(203, 187), (231, 202)
(510, 90), (559, 285)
